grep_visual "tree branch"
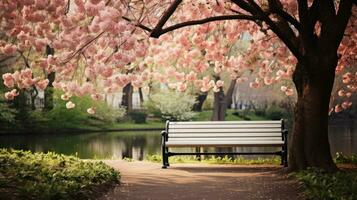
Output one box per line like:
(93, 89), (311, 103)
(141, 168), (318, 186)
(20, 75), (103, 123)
(331, 0), (353, 50)
(243, 0), (302, 60)
(267, 0), (301, 31)
(150, 0), (183, 38)
(122, 16), (153, 32)
(61, 31), (105, 64)
(152, 15), (260, 38)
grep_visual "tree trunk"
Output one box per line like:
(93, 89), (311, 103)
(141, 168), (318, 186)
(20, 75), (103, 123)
(121, 83), (133, 112)
(211, 88), (226, 121)
(211, 78), (236, 121)
(44, 46), (55, 111)
(289, 60), (337, 171)
(138, 87), (144, 104)
(225, 79), (236, 109)
(192, 92), (207, 112)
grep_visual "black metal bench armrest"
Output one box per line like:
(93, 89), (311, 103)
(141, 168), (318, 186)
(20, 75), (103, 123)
(161, 130), (167, 136)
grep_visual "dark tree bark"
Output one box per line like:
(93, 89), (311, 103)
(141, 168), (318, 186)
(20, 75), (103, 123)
(289, 57), (338, 171)
(44, 45), (55, 111)
(138, 87), (144, 104)
(211, 77), (236, 121)
(225, 79), (236, 109)
(121, 83), (133, 112)
(192, 92), (208, 112)
(212, 87), (226, 121)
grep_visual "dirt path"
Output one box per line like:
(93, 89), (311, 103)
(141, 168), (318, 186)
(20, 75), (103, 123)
(100, 161), (304, 200)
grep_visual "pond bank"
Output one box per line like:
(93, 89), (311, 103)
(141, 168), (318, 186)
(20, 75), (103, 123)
(100, 160), (303, 200)
(0, 127), (163, 135)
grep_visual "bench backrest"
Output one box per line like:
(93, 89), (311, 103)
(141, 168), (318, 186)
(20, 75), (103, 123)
(165, 120), (284, 142)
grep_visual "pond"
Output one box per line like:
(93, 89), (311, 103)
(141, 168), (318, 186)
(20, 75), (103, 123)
(0, 120), (356, 160)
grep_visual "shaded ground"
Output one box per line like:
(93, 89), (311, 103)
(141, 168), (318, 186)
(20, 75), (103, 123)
(100, 161), (304, 200)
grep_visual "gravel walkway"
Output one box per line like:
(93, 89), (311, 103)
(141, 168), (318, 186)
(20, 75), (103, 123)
(100, 161), (304, 200)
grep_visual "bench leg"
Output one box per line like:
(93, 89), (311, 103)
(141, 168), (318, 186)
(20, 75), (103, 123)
(283, 150), (288, 167)
(165, 147), (170, 167)
(162, 146), (170, 169)
(162, 147), (167, 169)
(195, 147), (201, 161)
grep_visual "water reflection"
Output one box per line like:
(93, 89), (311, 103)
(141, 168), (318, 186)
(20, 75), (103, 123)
(329, 120), (357, 156)
(0, 121), (356, 160)
(0, 131), (162, 160)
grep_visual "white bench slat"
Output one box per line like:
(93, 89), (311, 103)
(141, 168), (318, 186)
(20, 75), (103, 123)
(169, 137), (283, 141)
(169, 133), (282, 137)
(169, 121), (282, 125)
(169, 124), (282, 129)
(166, 140), (284, 147)
(169, 128), (281, 133)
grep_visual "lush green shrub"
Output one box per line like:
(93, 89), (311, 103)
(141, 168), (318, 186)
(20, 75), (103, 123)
(0, 148), (119, 200)
(50, 91), (125, 123)
(144, 90), (196, 121)
(296, 168), (357, 200)
(0, 94), (17, 125)
(0, 84), (17, 125)
(254, 109), (266, 117)
(266, 106), (284, 120)
(129, 110), (147, 124)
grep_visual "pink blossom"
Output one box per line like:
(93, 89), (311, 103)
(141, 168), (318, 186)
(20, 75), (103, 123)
(1, 44), (17, 55)
(249, 82), (260, 88)
(35, 79), (49, 90)
(264, 77), (273, 85)
(341, 101), (352, 109)
(186, 71), (197, 82)
(66, 101), (75, 109)
(334, 105), (343, 113)
(285, 88), (294, 96)
(4, 89), (19, 100)
(212, 86), (220, 92)
(338, 90), (345, 97)
(280, 86), (288, 92)
(87, 107), (96, 115)
(91, 93), (103, 101)
(216, 80), (224, 87)
(61, 93), (72, 101)
(101, 67), (113, 78)
(176, 82), (187, 92)
(2, 73), (15, 88)
(342, 72), (352, 84)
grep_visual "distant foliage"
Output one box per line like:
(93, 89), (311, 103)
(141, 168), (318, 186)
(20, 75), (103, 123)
(0, 84), (17, 125)
(145, 91), (196, 121)
(129, 110), (147, 124)
(0, 149), (119, 200)
(266, 106), (284, 120)
(0, 94), (16, 124)
(48, 91), (125, 124)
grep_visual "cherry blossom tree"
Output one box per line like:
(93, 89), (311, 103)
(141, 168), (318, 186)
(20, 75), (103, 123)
(129, 0), (357, 171)
(0, 0), (148, 113)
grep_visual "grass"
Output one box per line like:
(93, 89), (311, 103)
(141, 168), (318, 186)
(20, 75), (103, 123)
(1, 109), (269, 134)
(193, 109), (269, 121)
(0, 149), (119, 200)
(295, 168), (357, 200)
(145, 154), (281, 165)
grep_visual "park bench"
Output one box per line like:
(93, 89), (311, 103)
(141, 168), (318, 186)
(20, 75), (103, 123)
(161, 120), (288, 168)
